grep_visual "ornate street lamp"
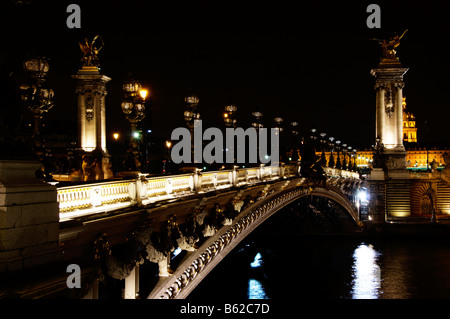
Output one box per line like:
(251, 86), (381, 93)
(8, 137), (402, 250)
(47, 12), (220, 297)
(224, 104), (237, 128)
(274, 116), (284, 132)
(290, 121), (299, 136)
(251, 109), (263, 130)
(319, 132), (327, 166)
(328, 136), (335, 168)
(184, 92), (200, 129)
(121, 79), (147, 171)
(335, 140), (342, 169)
(342, 143), (348, 170)
(347, 146), (353, 171)
(20, 57), (54, 157)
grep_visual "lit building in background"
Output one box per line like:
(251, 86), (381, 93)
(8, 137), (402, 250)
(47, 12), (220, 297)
(402, 97), (417, 143)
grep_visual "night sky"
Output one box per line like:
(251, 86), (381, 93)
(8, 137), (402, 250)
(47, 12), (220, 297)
(1, 0), (450, 150)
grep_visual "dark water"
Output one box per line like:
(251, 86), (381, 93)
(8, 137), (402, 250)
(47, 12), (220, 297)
(190, 230), (450, 299)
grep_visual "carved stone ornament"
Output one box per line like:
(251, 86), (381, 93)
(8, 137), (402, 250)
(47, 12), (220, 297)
(385, 89), (394, 117)
(85, 93), (94, 121)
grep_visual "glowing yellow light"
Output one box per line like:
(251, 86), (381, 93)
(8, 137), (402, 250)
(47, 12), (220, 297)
(166, 141), (172, 148)
(113, 133), (119, 141)
(139, 89), (148, 100)
(224, 113), (228, 118)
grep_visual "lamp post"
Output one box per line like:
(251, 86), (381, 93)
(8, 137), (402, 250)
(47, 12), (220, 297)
(184, 93), (200, 130)
(335, 140), (342, 169)
(319, 132), (327, 165)
(347, 146), (353, 171)
(251, 110), (263, 130)
(121, 79), (147, 171)
(20, 57), (54, 158)
(342, 143), (348, 170)
(224, 104), (237, 128)
(290, 121), (300, 162)
(184, 92), (200, 166)
(274, 116), (284, 132)
(328, 136), (335, 168)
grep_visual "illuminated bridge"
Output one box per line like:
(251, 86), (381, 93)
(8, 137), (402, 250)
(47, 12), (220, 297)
(0, 162), (364, 299)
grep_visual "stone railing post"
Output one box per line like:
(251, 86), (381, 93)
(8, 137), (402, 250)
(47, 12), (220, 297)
(193, 168), (202, 193)
(0, 160), (61, 272)
(258, 164), (265, 181)
(135, 174), (148, 205)
(231, 165), (238, 187)
(279, 162), (285, 178)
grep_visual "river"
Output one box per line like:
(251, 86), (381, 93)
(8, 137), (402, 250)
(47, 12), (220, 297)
(189, 226), (450, 299)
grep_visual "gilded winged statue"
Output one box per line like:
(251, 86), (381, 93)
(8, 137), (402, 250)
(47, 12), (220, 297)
(371, 29), (408, 61)
(78, 35), (104, 67)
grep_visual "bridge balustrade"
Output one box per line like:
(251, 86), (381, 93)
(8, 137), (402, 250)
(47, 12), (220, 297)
(57, 164), (359, 221)
(57, 166), (289, 219)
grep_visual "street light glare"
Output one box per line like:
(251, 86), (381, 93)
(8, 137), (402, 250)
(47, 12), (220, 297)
(113, 133), (119, 140)
(139, 89), (148, 100)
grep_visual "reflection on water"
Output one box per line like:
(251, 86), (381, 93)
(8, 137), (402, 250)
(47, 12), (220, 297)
(248, 252), (269, 299)
(250, 253), (263, 268)
(190, 235), (450, 300)
(350, 244), (381, 299)
(248, 279), (269, 299)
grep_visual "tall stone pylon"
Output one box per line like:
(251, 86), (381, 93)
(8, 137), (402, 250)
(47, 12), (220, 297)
(72, 65), (110, 153)
(370, 31), (409, 178)
(72, 35), (112, 180)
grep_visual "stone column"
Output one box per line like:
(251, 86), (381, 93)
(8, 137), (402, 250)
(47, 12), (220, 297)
(0, 161), (61, 272)
(375, 85), (385, 143)
(72, 66), (113, 180)
(395, 83), (404, 149)
(370, 65), (408, 151)
(371, 63), (408, 179)
(72, 66), (111, 154)
(83, 280), (99, 299)
(124, 265), (139, 299)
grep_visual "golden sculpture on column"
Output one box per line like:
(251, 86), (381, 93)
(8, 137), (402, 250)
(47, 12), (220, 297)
(371, 29), (408, 63)
(78, 34), (104, 68)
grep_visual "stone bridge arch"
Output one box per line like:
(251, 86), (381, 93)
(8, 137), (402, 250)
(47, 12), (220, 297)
(148, 183), (362, 299)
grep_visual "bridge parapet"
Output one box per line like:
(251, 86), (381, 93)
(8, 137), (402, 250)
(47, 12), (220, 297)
(322, 166), (360, 179)
(57, 165), (300, 221)
(56, 164), (360, 221)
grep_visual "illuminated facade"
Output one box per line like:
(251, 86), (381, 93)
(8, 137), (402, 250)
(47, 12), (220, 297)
(315, 148), (449, 170)
(402, 97), (417, 143)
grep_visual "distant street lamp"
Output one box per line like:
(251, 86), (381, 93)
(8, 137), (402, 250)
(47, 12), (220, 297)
(20, 57), (54, 157)
(184, 92), (200, 127)
(184, 92), (200, 165)
(121, 79), (147, 171)
(113, 132), (119, 141)
(335, 140), (342, 169)
(274, 116), (284, 132)
(319, 132), (327, 165)
(342, 143), (348, 170)
(328, 136), (335, 168)
(251, 110), (263, 130)
(224, 104), (237, 128)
